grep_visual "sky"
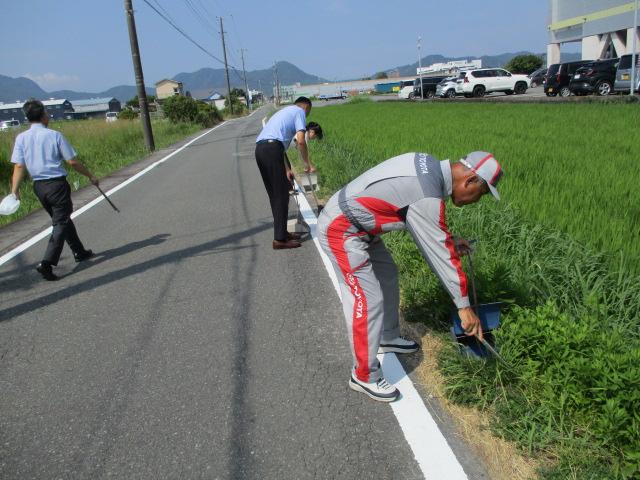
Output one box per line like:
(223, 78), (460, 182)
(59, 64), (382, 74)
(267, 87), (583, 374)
(1, 0), (554, 92)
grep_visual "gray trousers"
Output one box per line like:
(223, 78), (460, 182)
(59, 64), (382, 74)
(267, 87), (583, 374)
(318, 209), (400, 383)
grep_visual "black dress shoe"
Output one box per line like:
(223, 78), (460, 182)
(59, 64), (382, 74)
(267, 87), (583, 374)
(272, 239), (302, 250)
(74, 249), (94, 263)
(36, 263), (59, 281)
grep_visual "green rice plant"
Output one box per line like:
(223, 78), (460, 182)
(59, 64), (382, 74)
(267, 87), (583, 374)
(305, 101), (640, 274)
(0, 119), (201, 226)
(293, 101), (640, 478)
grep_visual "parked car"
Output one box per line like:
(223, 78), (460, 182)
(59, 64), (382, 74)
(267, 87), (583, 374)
(106, 111), (119, 122)
(398, 85), (416, 99)
(318, 92), (347, 101)
(544, 60), (592, 97)
(0, 119), (20, 132)
(614, 53), (640, 93)
(435, 76), (459, 98)
(413, 75), (449, 99)
(528, 67), (547, 88)
(569, 58), (619, 96)
(455, 68), (530, 97)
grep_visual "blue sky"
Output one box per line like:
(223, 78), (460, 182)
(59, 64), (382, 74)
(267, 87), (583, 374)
(2, 0), (552, 92)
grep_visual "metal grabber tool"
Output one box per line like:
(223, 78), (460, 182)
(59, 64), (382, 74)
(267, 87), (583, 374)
(466, 246), (513, 369)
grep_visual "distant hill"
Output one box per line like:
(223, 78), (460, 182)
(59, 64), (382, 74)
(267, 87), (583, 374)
(175, 61), (328, 99)
(0, 74), (48, 103)
(0, 74), (153, 104)
(0, 60), (325, 103)
(387, 51), (582, 77)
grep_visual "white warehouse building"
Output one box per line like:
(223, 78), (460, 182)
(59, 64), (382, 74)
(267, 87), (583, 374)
(548, 0), (639, 63)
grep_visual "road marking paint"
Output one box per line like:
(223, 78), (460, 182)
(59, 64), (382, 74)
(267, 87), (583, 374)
(293, 181), (468, 480)
(0, 121), (232, 268)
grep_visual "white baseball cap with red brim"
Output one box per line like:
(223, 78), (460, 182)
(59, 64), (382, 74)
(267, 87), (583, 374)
(459, 151), (503, 200)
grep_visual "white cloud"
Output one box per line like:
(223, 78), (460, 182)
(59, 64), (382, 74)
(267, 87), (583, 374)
(23, 72), (81, 90)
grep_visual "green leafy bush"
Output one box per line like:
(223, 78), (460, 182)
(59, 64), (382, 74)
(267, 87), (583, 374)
(163, 95), (222, 127)
(117, 107), (138, 120)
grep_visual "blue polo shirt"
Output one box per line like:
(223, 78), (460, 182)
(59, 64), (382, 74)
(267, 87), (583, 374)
(256, 105), (306, 147)
(10, 123), (76, 181)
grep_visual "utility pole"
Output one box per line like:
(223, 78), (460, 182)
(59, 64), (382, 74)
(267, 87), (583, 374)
(240, 48), (250, 109)
(219, 17), (233, 114)
(417, 35), (424, 100)
(124, 0), (155, 151)
(631, 0), (639, 96)
(274, 61), (281, 106)
(258, 79), (262, 105)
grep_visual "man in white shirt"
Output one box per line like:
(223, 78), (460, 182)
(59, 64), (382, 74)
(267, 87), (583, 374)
(255, 97), (315, 249)
(10, 100), (99, 281)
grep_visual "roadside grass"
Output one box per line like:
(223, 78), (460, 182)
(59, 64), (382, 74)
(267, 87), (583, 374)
(0, 119), (201, 226)
(291, 101), (640, 479)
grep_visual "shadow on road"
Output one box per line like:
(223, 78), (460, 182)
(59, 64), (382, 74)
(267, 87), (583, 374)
(0, 223), (270, 323)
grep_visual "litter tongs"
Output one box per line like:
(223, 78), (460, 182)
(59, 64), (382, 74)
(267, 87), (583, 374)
(466, 241), (514, 369)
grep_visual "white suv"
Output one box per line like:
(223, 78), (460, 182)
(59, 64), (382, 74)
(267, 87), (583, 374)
(456, 68), (530, 97)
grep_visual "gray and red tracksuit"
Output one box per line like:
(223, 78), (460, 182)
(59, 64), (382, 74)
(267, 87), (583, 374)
(318, 153), (470, 383)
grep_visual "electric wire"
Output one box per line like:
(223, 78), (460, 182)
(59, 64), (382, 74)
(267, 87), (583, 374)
(141, 0), (237, 69)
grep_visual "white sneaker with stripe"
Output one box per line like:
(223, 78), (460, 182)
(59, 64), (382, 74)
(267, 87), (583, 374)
(349, 375), (400, 402)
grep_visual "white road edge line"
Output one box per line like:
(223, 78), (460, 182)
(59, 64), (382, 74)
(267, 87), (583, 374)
(293, 181), (468, 480)
(0, 120), (234, 268)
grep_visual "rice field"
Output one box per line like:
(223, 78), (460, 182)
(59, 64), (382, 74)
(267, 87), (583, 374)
(295, 100), (640, 479)
(0, 119), (201, 226)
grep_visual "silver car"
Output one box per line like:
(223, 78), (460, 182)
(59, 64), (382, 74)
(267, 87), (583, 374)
(614, 54), (640, 93)
(435, 76), (459, 99)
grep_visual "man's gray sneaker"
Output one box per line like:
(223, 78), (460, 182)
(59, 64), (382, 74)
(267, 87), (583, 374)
(378, 336), (419, 354)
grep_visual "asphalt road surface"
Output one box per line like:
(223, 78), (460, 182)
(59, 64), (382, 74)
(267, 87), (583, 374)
(0, 110), (487, 479)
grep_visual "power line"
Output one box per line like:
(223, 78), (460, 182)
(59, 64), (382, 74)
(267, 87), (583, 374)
(140, 0), (236, 69)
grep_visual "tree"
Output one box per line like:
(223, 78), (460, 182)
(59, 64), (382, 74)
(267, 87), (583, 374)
(374, 71), (388, 80)
(126, 94), (156, 108)
(117, 107), (138, 120)
(163, 95), (222, 127)
(504, 55), (543, 74)
(230, 87), (246, 98)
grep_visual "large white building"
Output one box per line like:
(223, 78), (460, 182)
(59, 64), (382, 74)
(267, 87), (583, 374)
(417, 60), (482, 75)
(548, 0), (639, 63)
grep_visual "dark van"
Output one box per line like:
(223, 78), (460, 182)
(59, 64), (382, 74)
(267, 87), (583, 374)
(545, 60), (592, 97)
(413, 76), (449, 99)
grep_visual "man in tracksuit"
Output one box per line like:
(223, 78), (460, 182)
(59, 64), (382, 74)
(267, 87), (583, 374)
(318, 151), (503, 402)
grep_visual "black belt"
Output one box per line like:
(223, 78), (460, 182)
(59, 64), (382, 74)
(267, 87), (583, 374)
(256, 139), (283, 146)
(338, 188), (369, 234)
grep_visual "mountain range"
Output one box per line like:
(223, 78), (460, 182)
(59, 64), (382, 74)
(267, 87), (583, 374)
(1, 51), (580, 104)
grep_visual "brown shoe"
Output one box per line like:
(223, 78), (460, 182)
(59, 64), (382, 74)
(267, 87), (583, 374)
(287, 232), (302, 241)
(272, 239), (302, 249)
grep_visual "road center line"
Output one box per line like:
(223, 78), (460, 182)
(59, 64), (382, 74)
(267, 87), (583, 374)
(293, 181), (468, 480)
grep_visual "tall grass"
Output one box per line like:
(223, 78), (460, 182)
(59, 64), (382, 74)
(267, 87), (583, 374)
(297, 101), (640, 478)
(308, 102), (640, 274)
(0, 119), (201, 226)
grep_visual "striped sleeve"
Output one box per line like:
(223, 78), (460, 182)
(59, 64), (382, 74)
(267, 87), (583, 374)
(405, 197), (470, 309)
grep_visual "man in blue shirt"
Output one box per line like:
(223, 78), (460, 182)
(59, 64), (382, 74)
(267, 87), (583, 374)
(10, 100), (98, 281)
(255, 96), (316, 249)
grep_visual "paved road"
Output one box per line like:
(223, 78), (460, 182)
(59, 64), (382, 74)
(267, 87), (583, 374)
(0, 110), (486, 479)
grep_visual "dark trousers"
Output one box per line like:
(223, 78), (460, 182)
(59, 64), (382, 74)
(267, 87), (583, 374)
(255, 141), (289, 241)
(33, 177), (85, 266)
